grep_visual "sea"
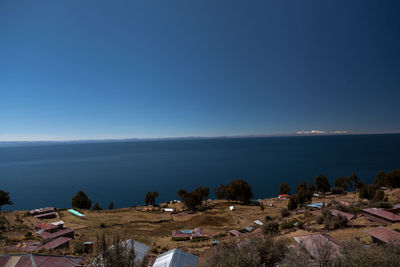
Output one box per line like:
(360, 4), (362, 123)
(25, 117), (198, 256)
(1, 134), (399, 210)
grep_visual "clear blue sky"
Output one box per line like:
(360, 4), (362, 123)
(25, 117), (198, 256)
(1, 1), (399, 141)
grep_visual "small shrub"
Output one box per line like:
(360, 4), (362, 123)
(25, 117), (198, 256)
(316, 216), (324, 224)
(73, 242), (85, 254)
(263, 221), (280, 234)
(280, 220), (294, 230)
(331, 187), (344, 195)
(372, 201), (392, 209)
(100, 223), (107, 228)
(265, 215), (273, 221)
(280, 208), (290, 218)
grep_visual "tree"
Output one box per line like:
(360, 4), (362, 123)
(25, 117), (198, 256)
(92, 233), (147, 267)
(144, 192), (159, 206)
(315, 174), (330, 193)
(280, 208), (290, 218)
(279, 182), (290, 195)
(334, 177), (349, 191)
(93, 202), (103, 211)
(374, 170), (386, 187)
(214, 184), (226, 199)
(348, 173), (359, 189)
(359, 184), (377, 200)
(72, 190), (92, 209)
(287, 195), (297, 211)
(178, 186), (209, 211)
(109, 202), (114, 210)
(224, 179), (253, 204)
(0, 190), (13, 211)
(306, 181), (316, 201)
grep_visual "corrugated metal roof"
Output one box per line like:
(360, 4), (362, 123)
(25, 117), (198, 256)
(153, 248), (198, 267)
(363, 208), (400, 222)
(41, 228), (74, 239)
(120, 240), (150, 262)
(366, 226), (400, 244)
(35, 222), (58, 231)
(0, 254), (83, 267)
(40, 237), (71, 250)
(293, 234), (339, 259)
(331, 210), (354, 220)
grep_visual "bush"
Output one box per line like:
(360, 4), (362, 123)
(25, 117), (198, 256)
(93, 203), (103, 211)
(372, 201), (392, 209)
(280, 220), (295, 230)
(262, 221), (279, 234)
(280, 208), (290, 218)
(100, 223), (107, 228)
(287, 195), (297, 211)
(265, 215), (273, 221)
(331, 187), (344, 195)
(74, 242), (85, 254)
(316, 216), (324, 224)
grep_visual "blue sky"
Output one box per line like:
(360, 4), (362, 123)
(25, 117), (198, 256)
(1, 1), (400, 141)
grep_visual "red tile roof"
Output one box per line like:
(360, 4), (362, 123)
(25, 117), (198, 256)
(331, 210), (354, 220)
(366, 226), (400, 244)
(363, 208), (400, 222)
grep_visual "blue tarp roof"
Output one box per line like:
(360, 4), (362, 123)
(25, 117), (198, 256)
(68, 209), (85, 217)
(307, 203), (324, 208)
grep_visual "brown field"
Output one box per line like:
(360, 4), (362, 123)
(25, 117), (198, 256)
(1, 189), (400, 261)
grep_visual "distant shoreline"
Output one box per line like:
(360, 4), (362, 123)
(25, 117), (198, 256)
(1, 132), (400, 147)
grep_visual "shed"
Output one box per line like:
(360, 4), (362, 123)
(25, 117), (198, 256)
(0, 254), (84, 267)
(245, 226), (254, 232)
(331, 210), (355, 220)
(307, 203), (325, 209)
(41, 228), (74, 240)
(366, 226), (400, 245)
(51, 220), (65, 229)
(254, 220), (264, 226)
(362, 208), (400, 223)
(40, 237), (71, 250)
(153, 248), (198, 267)
(162, 208), (176, 212)
(83, 241), (94, 253)
(34, 212), (57, 219)
(278, 194), (289, 199)
(229, 206), (235, 211)
(229, 230), (241, 237)
(293, 234), (340, 259)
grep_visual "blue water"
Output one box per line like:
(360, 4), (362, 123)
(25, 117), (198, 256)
(1, 134), (399, 210)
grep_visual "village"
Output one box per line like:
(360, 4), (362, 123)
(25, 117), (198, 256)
(1, 181), (400, 266)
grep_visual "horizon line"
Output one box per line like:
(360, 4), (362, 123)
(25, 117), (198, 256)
(1, 131), (400, 143)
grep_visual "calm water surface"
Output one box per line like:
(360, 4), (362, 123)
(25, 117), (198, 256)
(1, 134), (399, 210)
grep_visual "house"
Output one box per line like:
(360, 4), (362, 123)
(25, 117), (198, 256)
(293, 234), (340, 259)
(29, 207), (56, 216)
(254, 220), (264, 226)
(51, 220), (65, 229)
(307, 203), (325, 209)
(0, 254), (84, 267)
(39, 237), (72, 250)
(331, 210), (354, 220)
(229, 230), (241, 237)
(162, 208), (176, 212)
(83, 241), (94, 253)
(172, 228), (208, 240)
(278, 194), (289, 199)
(41, 228), (74, 240)
(34, 211), (57, 220)
(366, 226), (400, 245)
(245, 226), (254, 232)
(229, 206), (235, 211)
(362, 208), (400, 224)
(34, 222), (59, 234)
(153, 248), (198, 267)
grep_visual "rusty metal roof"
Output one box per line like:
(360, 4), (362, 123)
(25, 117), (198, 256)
(40, 237), (72, 250)
(35, 222), (58, 231)
(0, 254), (83, 267)
(366, 226), (400, 244)
(331, 210), (355, 220)
(362, 208), (400, 222)
(41, 228), (74, 239)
